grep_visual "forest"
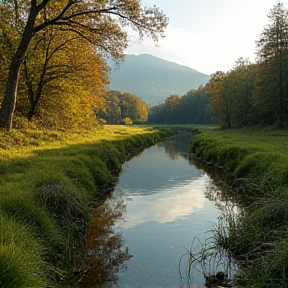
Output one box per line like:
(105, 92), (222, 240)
(148, 87), (213, 125)
(149, 3), (288, 129)
(97, 90), (148, 124)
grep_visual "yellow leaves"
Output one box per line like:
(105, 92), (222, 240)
(15, 26), (109, 129)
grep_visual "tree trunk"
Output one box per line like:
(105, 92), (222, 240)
(0, 3), (38, 130)
(0, 56), (21, 130)
(278, 50), (284, 129)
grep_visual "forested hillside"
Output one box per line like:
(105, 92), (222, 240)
(108, 54), (210, 105)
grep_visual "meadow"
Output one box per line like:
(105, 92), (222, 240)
(0, 125), (173, 287)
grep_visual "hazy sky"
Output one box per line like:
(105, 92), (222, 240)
(125, 0), (281, 75)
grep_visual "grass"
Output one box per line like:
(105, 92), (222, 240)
(0, 125), (174, 287)
(189, 128), (288, 196)
(189, 127), (288, 286)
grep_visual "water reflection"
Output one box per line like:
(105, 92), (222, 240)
(162, 131), (192, 160)
(110, 133), (224, 288)
(80, 132), (239, 288)
(118, 175), (210, 229)
(79, 191), (132, 287)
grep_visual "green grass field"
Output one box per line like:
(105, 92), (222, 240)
(0, 125), (174, 287)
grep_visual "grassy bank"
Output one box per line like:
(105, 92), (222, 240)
(189, 128), (288, 286)
(189, 128), (288, 196)
(0, 125), (174, 287)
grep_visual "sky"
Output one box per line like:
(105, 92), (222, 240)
(125, 0), (281, 75)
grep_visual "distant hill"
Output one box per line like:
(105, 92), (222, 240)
(108, 54), (210, 105)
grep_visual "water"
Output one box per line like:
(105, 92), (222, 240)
(82, 132), (236, 288)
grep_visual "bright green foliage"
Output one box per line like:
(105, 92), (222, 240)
(189, 128), (288, 195)
(189, 128), (288, 285)
(0, 215), (48, 288)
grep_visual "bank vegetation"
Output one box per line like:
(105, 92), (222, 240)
(0, 125), (174, 287)
(189, 128), (288, 286)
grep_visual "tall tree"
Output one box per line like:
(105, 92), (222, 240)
(0, 0), (168, 130)
(228, 58), (256, 127)
(254, 2), (288, 128)
(16, 28), (109, 128)
(208, 71), (233, 128)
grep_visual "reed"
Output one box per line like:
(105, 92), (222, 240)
(210, 177), (288, 287)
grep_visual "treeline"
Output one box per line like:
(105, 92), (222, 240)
(97, 90), (148, 124)
(148, 87), (213, 124)
(150, 2), (288, 129)
(0, 1), (168, 130)
(209, 3), (288, 129)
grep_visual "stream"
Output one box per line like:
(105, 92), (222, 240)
(81, 131), (238, 288)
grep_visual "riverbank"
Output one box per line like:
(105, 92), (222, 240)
(0, 125), (174, 287)
(189, 128), (288, 286)
(189, 128), (288, 196)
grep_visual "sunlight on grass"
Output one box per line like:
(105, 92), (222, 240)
(189, 128), (288, 195)
(0, 125), (174, 287)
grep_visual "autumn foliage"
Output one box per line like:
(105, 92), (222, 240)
(0, 0), (168, 130)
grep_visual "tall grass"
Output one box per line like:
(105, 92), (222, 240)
(204, 175), (288, 286)
(0, 125), (174, 287)
(189, 128), (288, 286)
(0, 214), (48, 287)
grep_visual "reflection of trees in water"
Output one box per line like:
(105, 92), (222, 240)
(189, 158), (223, 181)
(164, 140), (181, 160)
(163, 132), (192, 160)
(78, 191), (131, 287)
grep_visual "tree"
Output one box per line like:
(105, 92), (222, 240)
(16, 28), (109, 128)
(0, 0), (168, 130)
(147, 86), (213, 125)
(254, 2), (288, 128)
(179, 86), (212, 124)
(228, 58), (256, 127)
(208, 71), (233, 128)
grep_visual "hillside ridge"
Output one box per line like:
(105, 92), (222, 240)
(108, 54), (210, 105)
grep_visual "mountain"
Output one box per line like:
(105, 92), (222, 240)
(108, 54), (210, 105)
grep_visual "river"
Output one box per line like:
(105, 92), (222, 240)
(80, 131), (237, 288)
